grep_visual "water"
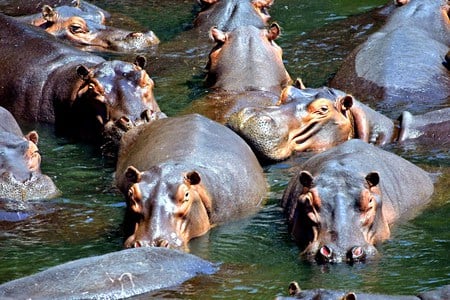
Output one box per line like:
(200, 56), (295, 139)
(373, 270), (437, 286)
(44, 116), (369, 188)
(0, 0), (448, 298)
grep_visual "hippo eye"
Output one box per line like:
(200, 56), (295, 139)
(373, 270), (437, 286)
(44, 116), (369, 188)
(70, 24), (86, 34)
(319, 106), (329, 114)
(183, 191), (190, 202)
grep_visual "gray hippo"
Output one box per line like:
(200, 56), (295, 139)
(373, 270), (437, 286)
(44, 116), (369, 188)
(15, 2), (160, 52)
(0, 106), (59, 204)
(115, 114), (267, 250)
(186, 23), (292, 124)
(329, 0), (450, 115)
(0, 14), (161, 144)
(281, 139), (434, 263)
(0, 247), (217, 299)
(227, 84), (450, 162)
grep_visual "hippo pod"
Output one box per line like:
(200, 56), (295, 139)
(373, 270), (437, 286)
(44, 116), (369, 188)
(0, 106), (59, 203)
(281, 139), (434, 263)
(14, 2), (159, 52)
(0, 14), (161, 145)
(0, 247), (217, 299)
(227, 84), (450, 162)
(114, 114), (267, 250)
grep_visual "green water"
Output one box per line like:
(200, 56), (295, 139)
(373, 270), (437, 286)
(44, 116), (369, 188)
(0, 0), (448, 299)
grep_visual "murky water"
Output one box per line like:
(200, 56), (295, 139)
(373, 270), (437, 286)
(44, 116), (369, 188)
(0, 0), (448, 298)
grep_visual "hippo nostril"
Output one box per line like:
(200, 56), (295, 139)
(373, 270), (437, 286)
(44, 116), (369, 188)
(347, 246), (366, 263)
(133, 241), (142, 248)
(316, 245), (334, 263)
(153, 239), (170, 248)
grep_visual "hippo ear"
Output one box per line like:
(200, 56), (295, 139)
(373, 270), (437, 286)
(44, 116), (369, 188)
(76, 65), (91, 80)
(210, 27), (227, 43)
(185, 171), (201, 185)
(339, 95), (353, 110)
(125, 166), (142, 184)
(25, 131), (39, 145)
(42, 5), (57, 22)
(134, 56), (147, 69)
(343, 292), (357, 300)
(365, 172), (380, 188)
(267, 23), (281, 41)
(73, 0), (81, 8)
(294, 78), (306, 89)
(299, 171), (314, 188)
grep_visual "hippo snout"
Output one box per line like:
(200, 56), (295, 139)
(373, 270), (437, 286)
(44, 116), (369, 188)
(315, 244), (377, 264)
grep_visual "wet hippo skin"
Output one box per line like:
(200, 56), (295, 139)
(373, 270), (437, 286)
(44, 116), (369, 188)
(281, 139), (434, 263)
(0, 14), (161, 143)
(115, 114), (267, 250)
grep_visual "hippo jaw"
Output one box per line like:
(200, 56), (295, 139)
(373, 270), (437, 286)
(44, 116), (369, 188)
(0, 172), (59, 201)
(123, 167), (212, 251)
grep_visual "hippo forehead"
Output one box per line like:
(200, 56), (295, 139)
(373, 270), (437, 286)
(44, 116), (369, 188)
(55, 6), (105, 23)
(93, 60), (138, 78)
(136, 166), (189, 200)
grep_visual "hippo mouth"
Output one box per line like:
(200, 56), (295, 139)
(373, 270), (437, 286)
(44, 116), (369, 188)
(0, 173), (60, 201)
(289, 121), (322, 150)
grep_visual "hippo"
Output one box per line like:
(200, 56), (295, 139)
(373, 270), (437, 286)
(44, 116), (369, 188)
(281, 139), (434, 263)
(186, 23), (292, 124)
(115, 114), (267, 250)
(329, 0), (450, 115)
(14, 2), (160, 52)
(227, 84), (450, 162)
(194, 0), (274, 35)
(0, 14), (161, 144)
(0, 247), (217, 299)
(0, 106), (59, 203)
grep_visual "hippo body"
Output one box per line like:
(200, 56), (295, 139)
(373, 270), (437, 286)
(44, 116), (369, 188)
(0, 106), (59, 203)
(281, 139), (434, 263)
(0, 14), (160, 142)
(330, 0), (450, 114)
(228, 85), (450, 162)
(0, 0), (109, 17)
(115, 114), (267, 249)
(0, 247), (217, 299)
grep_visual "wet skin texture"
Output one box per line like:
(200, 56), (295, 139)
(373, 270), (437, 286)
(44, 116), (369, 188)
(227, 85), (450, 162)
(0, 14), (160, 143)
(115, 114), (267, 250)
(281, 139), (434, 264)
(330, 0), (450, 114)
(0, 106), (59, 203)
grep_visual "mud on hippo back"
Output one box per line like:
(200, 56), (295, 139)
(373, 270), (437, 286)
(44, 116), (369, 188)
(186, 23), (291, 124)
(14, 1), (159, 53)
(227, 84), (450, 162)
(281, 139), (434, 264)
(0, 106), (59, 206)
(114, 114), (267, 250)
(0, 14), (161, 145)
(329, 0), (450, 114)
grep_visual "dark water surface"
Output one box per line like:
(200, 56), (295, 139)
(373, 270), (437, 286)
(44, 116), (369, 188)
(0, 0), (449, 299)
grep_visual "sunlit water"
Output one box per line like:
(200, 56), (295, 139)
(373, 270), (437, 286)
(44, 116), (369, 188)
(0, 0), (448, 299)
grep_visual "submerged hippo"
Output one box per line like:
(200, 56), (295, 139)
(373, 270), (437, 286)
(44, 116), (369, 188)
(0, 106), (59, 203)
(0, 247), (217, 299)
(227, 85), (450, 162)
(115, 114), (267, 250)
(0, 0), (109, 17)
(0, 14), (161, 143)
(194, 0), (273, 35)
(281, 139), (434, 263)
(186, 23), (291, 123)
(329, 0), (450, 114)
(15, 2), (159, 52)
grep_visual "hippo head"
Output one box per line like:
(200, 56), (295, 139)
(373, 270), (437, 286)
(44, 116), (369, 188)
(227, 86), (357, 162)
(0, 131), (59, 201)
(35, 5), (159, 52)
(287, 170), (390, 263)
(71, 56), (160, 141)
(206, 23), (291, 93)
(122, 166), (212, 250)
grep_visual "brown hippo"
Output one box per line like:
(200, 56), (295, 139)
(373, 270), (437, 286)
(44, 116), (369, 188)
(0, 14), (161, 143)
(194, 0), (273, 35)
(0, 0), (109, 17)
(281, 139), (434, 263)
(14, 3), (160, 52)
(0, 106), (59, 202)
(227, 84), (450, 162)
(115, 114), (267, 250)
(186, 23), (292, 123)
(329, 0), (450, 115)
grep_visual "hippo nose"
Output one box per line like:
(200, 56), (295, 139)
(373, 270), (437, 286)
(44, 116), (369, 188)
(133, 238), (170, 248)
(316, 245), (334, 263)
(347, 246), (366, 263)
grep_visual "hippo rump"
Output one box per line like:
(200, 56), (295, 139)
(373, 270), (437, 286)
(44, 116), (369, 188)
(0, 14), (161, 144)
(194, 0), (273, 35)
(0, 247), (217, 299)
(281, 139), (434, 263)
(14, 2), (159, 52)
(227, 84), (450, 162)
(0, 0), (109, 17)
(0, 106), (59, 203)
(115, 114), (267, 250)
(329, 0), (450, 115)
(186, 23), (291, 124)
